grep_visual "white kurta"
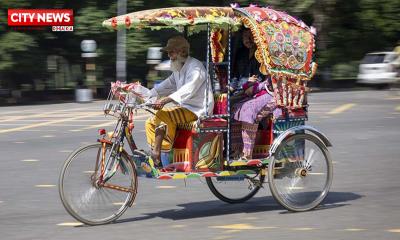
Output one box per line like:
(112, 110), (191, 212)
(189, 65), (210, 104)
(149, 56), (214, 117)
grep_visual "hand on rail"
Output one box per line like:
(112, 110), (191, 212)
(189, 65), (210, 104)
(248, 75), (259, 82)
(152, 97), (173, 110)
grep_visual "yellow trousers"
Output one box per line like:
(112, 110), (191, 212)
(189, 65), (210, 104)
(145, 106), (198, 151)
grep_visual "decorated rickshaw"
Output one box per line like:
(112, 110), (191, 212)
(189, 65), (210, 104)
(59, 5), (333, 225)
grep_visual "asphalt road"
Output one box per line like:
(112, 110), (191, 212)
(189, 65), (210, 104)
(1, 90), (400, 240)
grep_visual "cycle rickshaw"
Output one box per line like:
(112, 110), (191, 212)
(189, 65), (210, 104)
(59, 5), (333, 225)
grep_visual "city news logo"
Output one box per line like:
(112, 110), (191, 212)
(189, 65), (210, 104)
(8, 9), (73, 31)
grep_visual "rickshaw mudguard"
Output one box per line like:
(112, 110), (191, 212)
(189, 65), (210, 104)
(269, 125), (332, 156)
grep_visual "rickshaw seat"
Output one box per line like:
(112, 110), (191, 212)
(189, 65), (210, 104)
(177, 93), (228, 132)
(177, 118), (227, 132)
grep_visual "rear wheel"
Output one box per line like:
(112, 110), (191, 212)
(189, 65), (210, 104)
(206, 171), (265, 204)
(268, 134), (333, 212)
(59, 143), (137, 225)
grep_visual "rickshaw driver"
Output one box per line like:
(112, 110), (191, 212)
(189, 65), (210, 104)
(145, 35), (214, 167)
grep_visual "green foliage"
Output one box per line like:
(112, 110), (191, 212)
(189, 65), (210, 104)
(0, 0), (399, 90)
(331, 62), (359, 79)
(74, 7), (111, 37)
(0, 32), (36, 71)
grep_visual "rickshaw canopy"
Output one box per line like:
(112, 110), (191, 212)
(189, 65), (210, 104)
(103, 5), (317, 80)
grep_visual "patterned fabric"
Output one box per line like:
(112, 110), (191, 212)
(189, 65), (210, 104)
(231, 89), (281, 159)
(103, 7), (241, 32)
(237, 7), (315, 79)
(233, 92), (278, 124)
(242, 122), (259, 158)
(236, 7), (316, 109)
(145, 106), (197, 151)
(230, 121), (243, 154)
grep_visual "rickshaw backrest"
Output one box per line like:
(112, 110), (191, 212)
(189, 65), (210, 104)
(213, 93), (228, 114)
(234, 7), (317, 110)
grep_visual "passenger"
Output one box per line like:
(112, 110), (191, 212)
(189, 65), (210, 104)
(230, 29), (279, 160)
(145, 36), (214, 167)
(229, 28), (262, 104)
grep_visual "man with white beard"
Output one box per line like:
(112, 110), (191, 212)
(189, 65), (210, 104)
(145, 35), (214, 167)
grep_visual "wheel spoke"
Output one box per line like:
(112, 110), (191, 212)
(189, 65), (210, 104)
(59, 143), (137, 225)
(268, 134), (333, 212)
(206, 171), (265, 204)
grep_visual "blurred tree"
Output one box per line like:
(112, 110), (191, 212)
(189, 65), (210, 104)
(1, 0), (399, 92)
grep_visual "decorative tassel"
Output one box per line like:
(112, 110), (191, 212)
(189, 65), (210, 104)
(282, 77), (287, 107)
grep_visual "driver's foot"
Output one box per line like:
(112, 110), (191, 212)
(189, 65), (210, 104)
(150, 152), (161, 168)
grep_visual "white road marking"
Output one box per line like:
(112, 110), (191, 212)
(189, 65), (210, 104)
(156, 186), (177, 189)
(112, 202), (125, 206)
(69, 121), (116, 132)
(0, 112), (101, 134)
(387, 229), (400, 233)
(0, 107), (90, 123)
(41, 135), (55, 138)
(211, 224), (277, 230)
(213, 236), (231, 240)
(35, 185), (56, 188)
(344, 228), (366, 232)
(69, 114), (151, 132)
(386, 97), (400, 100)
(287, 187), (304, 190)
(290, 228), (315, 231)
(59, 150), (73, 153)
(21, 159), (40, 162)
(14, 141), (25, 144)
(243, 217), (259, 220)
(223, 230), (242, 233)
(57, 222), (83, 227)
(328, 103), (356, 115)
(171, 225), (186, 228)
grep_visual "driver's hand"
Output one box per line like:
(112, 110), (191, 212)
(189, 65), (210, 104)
(152, 100), (165, 110)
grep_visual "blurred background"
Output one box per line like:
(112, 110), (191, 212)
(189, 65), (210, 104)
(0, 0), (399, 105)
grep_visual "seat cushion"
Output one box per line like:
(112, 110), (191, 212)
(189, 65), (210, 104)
(199, 118), (228, 128)
(177, 118), (227, 131)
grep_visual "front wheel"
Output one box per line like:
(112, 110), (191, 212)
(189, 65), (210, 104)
(268, 134), (333, 212)
(206, 171), (265, 204)
(59, 143), (138, 225)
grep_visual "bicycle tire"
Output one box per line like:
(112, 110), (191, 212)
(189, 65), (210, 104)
(59, 143), (137, 225)
(206, 171), (265, 204)
(268, 133), (333, 212)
